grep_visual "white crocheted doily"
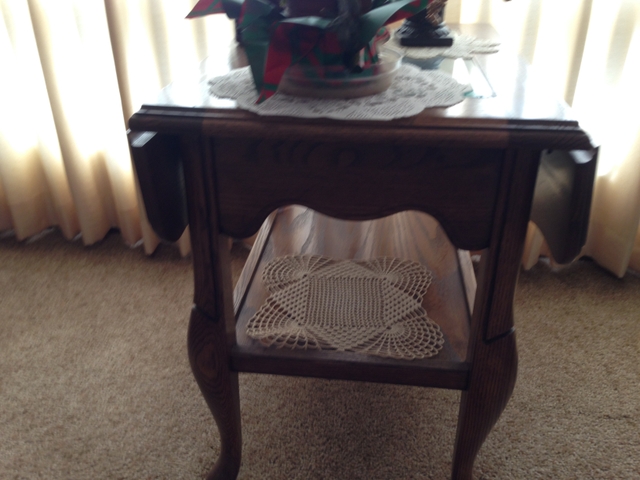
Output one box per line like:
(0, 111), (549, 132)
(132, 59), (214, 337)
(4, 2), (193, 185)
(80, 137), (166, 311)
(209, 63), (468, 120)
(246, 255), (444, 360)
(390, 31), (501, 60)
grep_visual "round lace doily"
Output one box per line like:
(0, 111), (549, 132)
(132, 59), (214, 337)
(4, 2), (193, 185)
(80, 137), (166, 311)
(209, 63), (468, 120)
(390, 31), (501, 60)
(246, 255), (445, 360)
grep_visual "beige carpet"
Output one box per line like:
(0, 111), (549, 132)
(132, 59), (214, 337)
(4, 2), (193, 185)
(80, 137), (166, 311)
(1, 229), (639, 479)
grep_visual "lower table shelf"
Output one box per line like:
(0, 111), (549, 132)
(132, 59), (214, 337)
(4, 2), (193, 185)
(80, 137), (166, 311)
(232, 206), (476, 390)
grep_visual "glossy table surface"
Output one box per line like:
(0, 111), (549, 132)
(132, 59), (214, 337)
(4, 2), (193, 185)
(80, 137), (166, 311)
(130, 22), (594, 152)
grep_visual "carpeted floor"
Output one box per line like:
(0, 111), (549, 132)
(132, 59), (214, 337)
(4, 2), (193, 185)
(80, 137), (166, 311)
(1, 229), (638, 479)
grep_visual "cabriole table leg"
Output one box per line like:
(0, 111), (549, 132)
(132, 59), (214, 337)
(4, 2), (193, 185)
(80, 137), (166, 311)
(188, 306), (242, 480)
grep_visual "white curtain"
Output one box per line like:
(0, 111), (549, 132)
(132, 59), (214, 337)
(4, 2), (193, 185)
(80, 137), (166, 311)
(1, 0), (639, 275)
(0, 0), (232, 254)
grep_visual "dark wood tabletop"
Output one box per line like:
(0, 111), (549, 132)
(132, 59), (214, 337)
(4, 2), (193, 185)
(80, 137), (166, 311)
(130, 24), (592, 147)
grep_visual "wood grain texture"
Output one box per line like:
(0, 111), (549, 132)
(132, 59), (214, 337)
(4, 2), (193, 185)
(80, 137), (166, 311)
(443, 149), (540, 476)
(129, 105), (594, 152)
(180, 135), (218, 318)
(214, 140), (504, 249)
(480, 148), (542, 341)
(188, 306), (242, 480)
(182, 134), (242, 478)
(452, 328), (518, 480)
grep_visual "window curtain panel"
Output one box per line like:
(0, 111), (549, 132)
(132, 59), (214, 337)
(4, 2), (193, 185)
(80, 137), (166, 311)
(1, 0), (639, 276)
(0, 0), (234, 255)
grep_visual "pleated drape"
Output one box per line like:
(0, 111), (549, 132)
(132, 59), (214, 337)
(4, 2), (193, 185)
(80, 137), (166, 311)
(0, 0), (231, 254)
(1, 0), (639, 276)
(1, 1), (138, 245)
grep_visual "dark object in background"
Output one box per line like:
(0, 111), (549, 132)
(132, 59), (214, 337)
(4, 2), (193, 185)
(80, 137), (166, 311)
(396, 0), (453, 47)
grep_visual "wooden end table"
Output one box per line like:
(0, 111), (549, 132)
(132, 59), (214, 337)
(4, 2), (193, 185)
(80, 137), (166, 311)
(128, 23), (597, 479)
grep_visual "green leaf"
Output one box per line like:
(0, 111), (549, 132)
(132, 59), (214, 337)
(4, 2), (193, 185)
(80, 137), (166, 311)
(244, 41), (269, 91)
(221, 0), (243, 18)
(358, 0), (418, 46)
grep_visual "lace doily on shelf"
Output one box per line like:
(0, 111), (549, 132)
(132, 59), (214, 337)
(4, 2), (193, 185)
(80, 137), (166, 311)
(390, 31), (501, 60)
(246, 255), (445, 360)
(209, 63), (468, 120)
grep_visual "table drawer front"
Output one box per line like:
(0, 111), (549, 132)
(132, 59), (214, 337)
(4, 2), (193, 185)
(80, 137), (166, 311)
(214, 140), (505, 251)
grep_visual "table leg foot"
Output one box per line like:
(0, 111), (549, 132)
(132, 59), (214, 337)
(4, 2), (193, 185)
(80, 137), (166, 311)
(451, 331), (518, 480)
(205, 458), (242, 480)
(188, 306), (242, 480)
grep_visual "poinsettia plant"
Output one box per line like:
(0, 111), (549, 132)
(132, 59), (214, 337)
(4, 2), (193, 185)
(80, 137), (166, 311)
(188, 0), (429, 102)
